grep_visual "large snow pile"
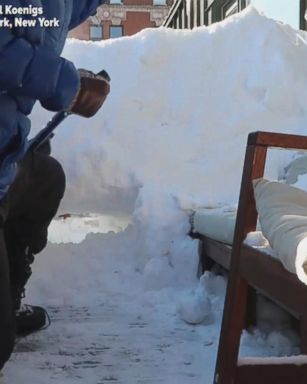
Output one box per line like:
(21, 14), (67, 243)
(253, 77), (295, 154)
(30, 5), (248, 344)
(30, 7), (307, 292)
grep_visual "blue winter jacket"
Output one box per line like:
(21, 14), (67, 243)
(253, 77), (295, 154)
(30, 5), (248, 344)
(0, 0), (104, 198)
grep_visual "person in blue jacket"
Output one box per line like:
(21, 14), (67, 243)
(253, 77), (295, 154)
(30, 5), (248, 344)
(0, 0), (110, 370)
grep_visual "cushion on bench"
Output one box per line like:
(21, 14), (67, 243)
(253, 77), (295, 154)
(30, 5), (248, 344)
(192, 207), (237, 245)
(253, 178), (307, 285)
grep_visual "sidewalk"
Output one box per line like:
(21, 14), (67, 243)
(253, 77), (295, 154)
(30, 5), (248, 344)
(3, 299), (214, 383)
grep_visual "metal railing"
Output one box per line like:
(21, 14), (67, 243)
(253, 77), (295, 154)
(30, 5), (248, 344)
(163, 0), (247, 29)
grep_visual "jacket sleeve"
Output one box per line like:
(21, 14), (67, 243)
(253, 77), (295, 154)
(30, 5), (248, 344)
(69, 0), (106, 30)
(0, 27), (80, 112)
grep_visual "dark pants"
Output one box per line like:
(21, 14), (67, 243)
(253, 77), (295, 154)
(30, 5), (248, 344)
(0, 152), (65, 369)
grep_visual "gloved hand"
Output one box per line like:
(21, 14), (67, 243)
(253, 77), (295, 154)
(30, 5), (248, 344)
(68, 69), (110, 118)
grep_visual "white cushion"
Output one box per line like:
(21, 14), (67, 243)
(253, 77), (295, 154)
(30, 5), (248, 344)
(253, 178), (307, 284)
(192, 207), (237, 244)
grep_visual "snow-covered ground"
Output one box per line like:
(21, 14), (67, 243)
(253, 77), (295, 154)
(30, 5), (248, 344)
(3, 5), (307, 383)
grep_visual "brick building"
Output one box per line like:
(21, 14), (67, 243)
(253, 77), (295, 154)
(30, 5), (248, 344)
(69, 0), (174, 41)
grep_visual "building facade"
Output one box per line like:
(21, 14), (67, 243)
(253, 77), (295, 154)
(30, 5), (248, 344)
(69, 0), (174, 41)
(163, 0), (306, 31)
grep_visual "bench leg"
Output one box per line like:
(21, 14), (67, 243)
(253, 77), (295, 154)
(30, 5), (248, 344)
(246, 286), (257, 329)
(213, 275), (249, 384)
(199, 240), (214, 275)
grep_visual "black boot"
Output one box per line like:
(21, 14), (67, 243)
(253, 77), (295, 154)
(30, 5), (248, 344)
(16, 304), (50, 336)
(10, 246), (34, 311)
(9, 246), (50, 336)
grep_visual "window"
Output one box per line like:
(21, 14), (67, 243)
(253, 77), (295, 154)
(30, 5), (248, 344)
(110, 0), (122, 4)
(224, 1), (238, 18)
(90, 25), (103, 40)
(153, 0), (166, 5)
(208, 9), (212, 25)
(110, 25), (123, 39)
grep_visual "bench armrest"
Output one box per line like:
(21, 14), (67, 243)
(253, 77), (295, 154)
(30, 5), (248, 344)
(248, 131), (307, 150)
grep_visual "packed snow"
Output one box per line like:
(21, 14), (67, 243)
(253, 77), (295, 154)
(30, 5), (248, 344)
(3, 5), (307, 383)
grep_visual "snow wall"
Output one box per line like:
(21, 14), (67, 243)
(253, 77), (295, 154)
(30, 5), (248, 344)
(30, 6), (307, 292)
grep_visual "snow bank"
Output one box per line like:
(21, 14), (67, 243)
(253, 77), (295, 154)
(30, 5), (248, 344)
(30, 6), (307, 292)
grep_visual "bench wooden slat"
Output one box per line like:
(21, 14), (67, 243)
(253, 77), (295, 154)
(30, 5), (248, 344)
(200, 235), (231, 270)
(248, 131), (307, 150)
(239, 244), (307, 317)
(235, 362), (307, 384)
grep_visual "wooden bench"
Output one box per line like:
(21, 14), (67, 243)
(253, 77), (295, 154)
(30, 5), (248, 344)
(195, 131), (307, 384)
